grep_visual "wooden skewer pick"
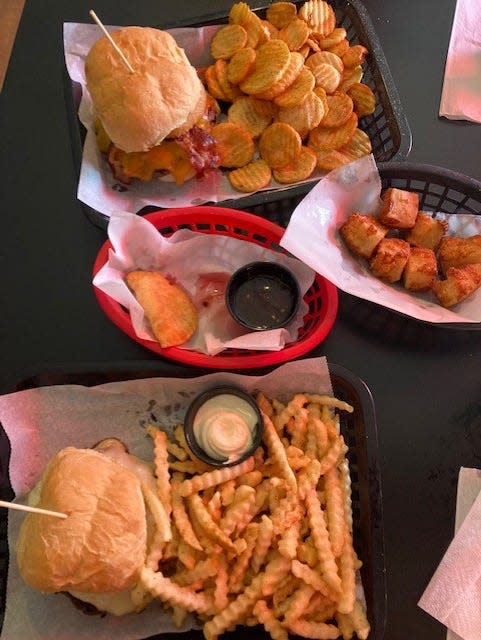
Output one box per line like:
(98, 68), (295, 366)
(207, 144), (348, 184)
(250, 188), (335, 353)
(0, 499), (68, 519)
(89, 9), (135, 73)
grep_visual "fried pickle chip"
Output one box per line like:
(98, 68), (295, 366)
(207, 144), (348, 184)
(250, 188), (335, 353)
(240, 39), (291, 95)
(227, 159), (272, 192)
(266, 2), (297, 29)
(347, 82), (376, 117)
(228, 96), (274, 138)
(211, 122), (255, 167)
(229, 2), (251, 25)
(321, 92), (354, 128)
(314, 148), (351, 172)
(340, 127), (372, 159)
(299, 0), (336, 37)
(259, 122), (302, 168)
(244, 10), (270, 49)
(338, 65), (363, 92)
(309, 62), (341, 94)
(313, 84), (329, 113)
(227, 47), (256, 84)
(125, 270), (198, 348)
(274, 66), (315, 108)
(306, 50), (343, 74)
(211, 24), (248, 60)
(342, 44), (368, 68)
(308, 112), (358, 150)
(273, 146), (317, 183)
(205, 64), (229, 101)
(317, 27), (347, 49)
(326, 38), (349, 57)
(277, 90), (325, 138)
(215, 59), (244, 102)
(262, 19), (279, 39)
(254, 51), (304, 100)
(279, 18), (310, 51)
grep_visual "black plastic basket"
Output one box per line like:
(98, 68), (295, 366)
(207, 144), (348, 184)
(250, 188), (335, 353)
(0, 361), (385, 640)
(64, 0), (411, 230)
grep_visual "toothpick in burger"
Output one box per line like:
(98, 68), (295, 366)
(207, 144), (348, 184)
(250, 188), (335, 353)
(16, 439), (156, 615)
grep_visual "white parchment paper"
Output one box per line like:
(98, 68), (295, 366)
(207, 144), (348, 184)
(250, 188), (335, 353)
(419, 468), (481, 640)
(0, 357), (331, 640)
(280, 154), (481, 324)
(63, 22), (326, 216)
(92, 211), (315, 354)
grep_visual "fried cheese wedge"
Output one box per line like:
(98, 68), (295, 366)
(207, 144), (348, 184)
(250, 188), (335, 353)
(125, 270), (198, 347)
(432, 263), (481, 308)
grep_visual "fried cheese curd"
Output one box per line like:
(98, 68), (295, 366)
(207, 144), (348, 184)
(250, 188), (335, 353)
(339, 186), (481, 308)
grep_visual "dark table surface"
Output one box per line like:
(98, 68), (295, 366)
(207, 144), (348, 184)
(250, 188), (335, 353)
(1, 1), (481, 639)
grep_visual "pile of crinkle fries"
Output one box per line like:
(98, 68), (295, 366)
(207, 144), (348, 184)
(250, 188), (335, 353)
(135, 391), (370, 640)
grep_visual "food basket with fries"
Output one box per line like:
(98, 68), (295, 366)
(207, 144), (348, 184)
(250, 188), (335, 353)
(63, 0), (411, 230)
(0, 359), (386, 640)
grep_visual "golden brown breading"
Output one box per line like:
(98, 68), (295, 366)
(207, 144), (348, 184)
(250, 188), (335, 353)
(339, 212), (388, 259)
(405, 212), (447, 251)
(403, 247), (438, 292)
(369, 238), (410, 283)
(438, 235), (481, 273)
(125, 270), (198, 347)
(379, 187), (419, 229)
(432, 263), (481, 308)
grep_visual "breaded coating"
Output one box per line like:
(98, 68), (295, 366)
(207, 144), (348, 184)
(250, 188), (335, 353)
(379, 187), (419, 229)
(432, 263), (481, 308)
(125, 270), (198, 348)
(369, 238), (410, 283)
(339, 212), (388, 259)
(405, 212), (447, 251)
(403, 247), (438, 292)
(438, 235), (481, 273)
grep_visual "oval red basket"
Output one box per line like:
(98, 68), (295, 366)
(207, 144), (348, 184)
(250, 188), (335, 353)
(92, 207), (338, 369)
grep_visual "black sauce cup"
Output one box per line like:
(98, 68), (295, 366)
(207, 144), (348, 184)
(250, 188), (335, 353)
(183, 386), (264, 467)
(225, 261), (301, 331)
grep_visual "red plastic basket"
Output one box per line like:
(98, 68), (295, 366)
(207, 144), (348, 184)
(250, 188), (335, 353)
(92, 207), (338, 369)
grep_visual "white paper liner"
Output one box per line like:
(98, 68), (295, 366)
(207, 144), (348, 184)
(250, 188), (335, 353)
(419, 468), (481, 640)
(439, 0), (481, 123)
(0, 357), (337, 640)
(280, 154), (481, 324)
(63, 22), (327, 216)
(92, 211), (315, 355)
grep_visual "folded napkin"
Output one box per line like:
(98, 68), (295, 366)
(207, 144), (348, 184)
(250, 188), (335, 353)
(418, 467), (481, 640)
(439, 0), (481, 122)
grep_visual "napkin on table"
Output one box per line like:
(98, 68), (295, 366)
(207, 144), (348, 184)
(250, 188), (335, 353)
(418, 467), (481, 640)
(439, 0), (481, 123)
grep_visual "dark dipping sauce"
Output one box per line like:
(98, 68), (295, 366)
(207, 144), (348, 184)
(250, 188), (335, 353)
(229, 270), (300, 330)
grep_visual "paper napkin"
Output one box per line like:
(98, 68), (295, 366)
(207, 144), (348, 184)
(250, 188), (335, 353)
(439, 0), (481, 123)
(418, 467), (481, 640)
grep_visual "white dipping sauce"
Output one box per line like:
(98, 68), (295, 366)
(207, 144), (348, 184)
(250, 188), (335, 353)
(193, 394), (258, 462)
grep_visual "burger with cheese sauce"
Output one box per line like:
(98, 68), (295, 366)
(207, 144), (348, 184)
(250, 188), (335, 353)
(16, 439), (156, 616)
(84, 26), (219, 185)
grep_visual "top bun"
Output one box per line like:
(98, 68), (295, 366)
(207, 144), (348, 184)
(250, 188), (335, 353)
(16, 447), (147, 593)
(85, 26), (205, 152)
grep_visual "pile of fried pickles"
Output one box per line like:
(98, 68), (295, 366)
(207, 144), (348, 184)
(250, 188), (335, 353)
(204, 0), (376, 192)
(136, 390), (370, 640)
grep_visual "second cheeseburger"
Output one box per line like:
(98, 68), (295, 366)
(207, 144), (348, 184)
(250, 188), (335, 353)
(85, 26), (219, 185)
(16, 440), (157, 615)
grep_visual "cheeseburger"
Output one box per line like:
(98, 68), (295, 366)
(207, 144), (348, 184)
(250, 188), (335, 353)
(16, 439), (156, 615)
(85, 26), (219, 184)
